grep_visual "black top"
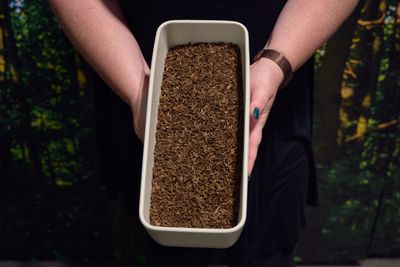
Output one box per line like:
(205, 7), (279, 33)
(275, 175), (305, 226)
(120, 0), (317, 206)
(91, 3), (318, 263)
(94, 0), (317, 214)
(119, 0), (286, 62)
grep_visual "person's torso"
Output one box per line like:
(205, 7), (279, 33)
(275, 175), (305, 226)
(118, 0), (313, 138)
(118, 0), (287, 61)
(101, 0), (318, 206)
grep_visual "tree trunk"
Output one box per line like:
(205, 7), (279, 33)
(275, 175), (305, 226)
(297, 2), (363, 263)
(313, 2), (363, 164)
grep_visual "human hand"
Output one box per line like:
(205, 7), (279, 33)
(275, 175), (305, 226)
(248, 58), (284, 176)
(130, 63), (150, 142)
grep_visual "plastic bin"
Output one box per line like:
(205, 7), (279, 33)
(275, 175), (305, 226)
(139, 20), (250, 248)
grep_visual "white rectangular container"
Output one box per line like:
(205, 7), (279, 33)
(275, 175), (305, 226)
(139, 20), (250, 249)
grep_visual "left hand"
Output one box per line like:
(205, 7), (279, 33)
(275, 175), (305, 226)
(248, 58), (284, 176)
(130, 61), (150, 142)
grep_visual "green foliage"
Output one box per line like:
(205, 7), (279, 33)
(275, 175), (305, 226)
(2, 0), (95, 184)
(315, 0), (400, 262)
(1, 0), (399, 263)
(318, 157), (400, 261)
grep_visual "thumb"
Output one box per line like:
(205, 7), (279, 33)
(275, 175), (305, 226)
(248, 86), (271, 177)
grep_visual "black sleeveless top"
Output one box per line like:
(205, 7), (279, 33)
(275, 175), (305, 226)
(95, 0), (317, 210)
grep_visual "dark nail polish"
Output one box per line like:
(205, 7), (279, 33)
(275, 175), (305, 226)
(253, 107), (260, 119)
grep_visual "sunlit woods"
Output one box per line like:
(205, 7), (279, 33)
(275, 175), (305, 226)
(314, 0), (400, 262)
(0, 0), (110, 261)
(0, 0), (399, 263)
(0, 0), (19, 181)
(0, 0), (94, 186)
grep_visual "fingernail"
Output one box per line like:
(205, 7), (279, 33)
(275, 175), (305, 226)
(253, 107), (260, 119)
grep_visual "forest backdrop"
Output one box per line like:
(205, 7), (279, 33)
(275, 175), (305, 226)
(0, 0), (399, 264)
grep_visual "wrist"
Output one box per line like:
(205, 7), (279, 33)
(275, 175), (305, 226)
(252, 57), (284, 89)
(129, 65), (150, 108)
(252, 48), (293, 89)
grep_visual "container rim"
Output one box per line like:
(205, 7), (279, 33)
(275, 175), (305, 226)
(139, 19), (249, 236)
(155, 19), (249, 29)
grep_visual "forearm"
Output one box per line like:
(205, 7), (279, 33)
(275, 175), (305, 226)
(266, 0), (358, 72)
(48, 0), (148, 105)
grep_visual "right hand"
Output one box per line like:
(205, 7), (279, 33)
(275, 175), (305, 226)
(130, 63), (150, 142)
(248, 58), (283, 176)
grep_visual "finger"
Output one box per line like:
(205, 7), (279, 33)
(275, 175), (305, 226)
(248, 93), (275, 176)
(250, 89), (276, 141)
(250, 93), (271, 124)
(248, 88), (275, 176)
(248, 120), (263, 176)
(249, 85), (268, 176)
(250, 97), (274, 135)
